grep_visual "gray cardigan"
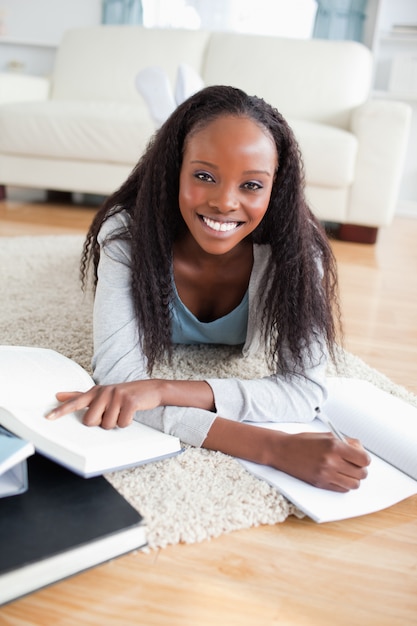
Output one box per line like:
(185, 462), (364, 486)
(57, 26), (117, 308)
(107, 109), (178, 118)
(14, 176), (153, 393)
(92, 212), (328, 446)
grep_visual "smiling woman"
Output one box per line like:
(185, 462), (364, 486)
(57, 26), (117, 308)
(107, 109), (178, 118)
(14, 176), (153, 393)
(48, 85), (371, 492)
(174, 115), (277, 322)
(177, 115), (277, 260)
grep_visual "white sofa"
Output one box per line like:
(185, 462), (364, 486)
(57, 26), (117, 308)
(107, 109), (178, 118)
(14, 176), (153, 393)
(0, 25), (412, 243)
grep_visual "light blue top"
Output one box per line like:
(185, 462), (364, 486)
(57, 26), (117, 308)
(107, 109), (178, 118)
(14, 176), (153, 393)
(170, 286), (248, 345)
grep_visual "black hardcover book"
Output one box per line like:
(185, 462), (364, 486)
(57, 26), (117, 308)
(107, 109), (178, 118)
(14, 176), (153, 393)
(0, 454), (147, 605)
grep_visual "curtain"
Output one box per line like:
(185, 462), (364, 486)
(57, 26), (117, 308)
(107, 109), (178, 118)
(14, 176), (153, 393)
(313, 0), (368, 42)
(102, 0), (143, 25)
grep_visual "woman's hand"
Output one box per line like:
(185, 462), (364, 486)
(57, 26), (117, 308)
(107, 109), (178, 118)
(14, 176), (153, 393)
(268, 430), (371, 492)
(46, 380), (166, 429)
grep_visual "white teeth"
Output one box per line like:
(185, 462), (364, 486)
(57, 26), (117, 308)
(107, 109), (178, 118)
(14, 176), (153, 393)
(202, 216), (239, 232)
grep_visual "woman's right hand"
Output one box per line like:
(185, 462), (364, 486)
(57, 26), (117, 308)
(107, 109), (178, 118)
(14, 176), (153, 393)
(270, 431), (371, 492)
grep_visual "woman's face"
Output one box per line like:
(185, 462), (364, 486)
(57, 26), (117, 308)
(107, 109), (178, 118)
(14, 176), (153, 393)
(178, 115), (277, 256)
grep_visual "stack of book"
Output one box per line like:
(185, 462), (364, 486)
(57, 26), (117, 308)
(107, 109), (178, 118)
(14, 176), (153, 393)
(0, 345), (183, 605)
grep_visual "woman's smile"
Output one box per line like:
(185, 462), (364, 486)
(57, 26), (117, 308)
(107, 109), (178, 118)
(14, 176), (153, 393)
(200, 215), (243, 234)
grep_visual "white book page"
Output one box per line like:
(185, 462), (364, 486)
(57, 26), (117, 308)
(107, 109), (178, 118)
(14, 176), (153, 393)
(0, 346), (94, 412)
(240, 420), (417, 523)
(325, 378), (417, 480)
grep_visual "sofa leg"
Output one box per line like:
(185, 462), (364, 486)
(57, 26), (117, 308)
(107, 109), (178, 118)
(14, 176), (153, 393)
(337, 224), (378, 244)
(46, 190), (73, 204)
(0, 185), (6, 201)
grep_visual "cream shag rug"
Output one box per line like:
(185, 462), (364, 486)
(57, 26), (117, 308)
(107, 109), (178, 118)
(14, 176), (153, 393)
(1, 235), (416, 549)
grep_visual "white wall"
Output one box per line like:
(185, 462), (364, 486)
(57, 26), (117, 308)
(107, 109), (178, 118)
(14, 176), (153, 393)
(367, 0), (417, 213)
(0, 0), (101, 44)
(0, 0), (101, 74)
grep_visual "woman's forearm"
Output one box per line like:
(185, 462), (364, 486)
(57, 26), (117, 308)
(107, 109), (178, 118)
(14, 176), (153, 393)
(155, 380), (278, 465)
(202, 416), (276, 466)
(158, 379), (216, 412)
(202, 416), (371, 492)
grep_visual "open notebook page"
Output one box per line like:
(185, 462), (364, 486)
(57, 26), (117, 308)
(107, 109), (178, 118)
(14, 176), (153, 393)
(325, 378), (417, 481)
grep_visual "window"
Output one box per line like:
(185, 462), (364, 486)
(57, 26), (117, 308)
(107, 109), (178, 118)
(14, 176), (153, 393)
(142, 0), (318, 38)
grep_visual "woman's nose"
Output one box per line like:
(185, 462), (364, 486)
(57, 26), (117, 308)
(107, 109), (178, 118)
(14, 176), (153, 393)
(208, 185), (239, 212)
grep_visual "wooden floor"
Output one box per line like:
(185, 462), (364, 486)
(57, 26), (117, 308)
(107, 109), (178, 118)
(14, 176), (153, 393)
(1, 196), (417, 625)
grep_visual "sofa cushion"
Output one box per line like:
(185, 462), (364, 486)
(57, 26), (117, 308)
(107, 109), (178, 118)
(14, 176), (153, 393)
(202, 33), (372, 129)
(52, 26), (210, 104)
(0, 73), (50, 104)
(0, 101), (154, 165)
(290, 120), (358, 187)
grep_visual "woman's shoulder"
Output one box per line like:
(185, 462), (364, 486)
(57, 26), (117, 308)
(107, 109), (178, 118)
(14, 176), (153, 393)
(97, 208), (131, 244)
(249, 244), (272, 291)
(253, 243), (272, 267)
(253, 243), (271, 257)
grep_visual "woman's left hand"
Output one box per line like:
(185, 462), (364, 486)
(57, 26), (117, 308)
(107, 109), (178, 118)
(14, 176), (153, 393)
(46, 380), (165, 429)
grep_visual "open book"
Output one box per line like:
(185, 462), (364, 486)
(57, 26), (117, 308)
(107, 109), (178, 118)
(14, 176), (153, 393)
(0, 346), (182, 477)
(240, 377), (417, 523)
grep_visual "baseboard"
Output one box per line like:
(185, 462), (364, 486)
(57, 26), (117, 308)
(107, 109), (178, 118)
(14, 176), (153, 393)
(6, 187), (47, 202)
(396, 200), (417, 219)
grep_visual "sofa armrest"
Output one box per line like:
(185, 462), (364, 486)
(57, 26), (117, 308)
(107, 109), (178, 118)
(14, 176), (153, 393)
(0, 73), (50, 104)
(348, 99), (412, 227)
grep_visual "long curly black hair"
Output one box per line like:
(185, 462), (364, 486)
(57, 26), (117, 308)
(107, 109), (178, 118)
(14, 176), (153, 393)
(81, 85), (341, 375)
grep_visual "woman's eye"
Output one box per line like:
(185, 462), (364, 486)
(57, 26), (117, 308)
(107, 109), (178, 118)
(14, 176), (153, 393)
(243, 181), (262, 191)
(195, 171), (214, 183)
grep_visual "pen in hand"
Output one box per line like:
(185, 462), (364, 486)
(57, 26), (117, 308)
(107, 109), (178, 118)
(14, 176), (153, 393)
(315, 408), (348, 443)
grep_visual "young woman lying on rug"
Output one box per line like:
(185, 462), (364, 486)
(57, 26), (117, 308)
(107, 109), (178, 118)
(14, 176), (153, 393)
(47, 85), (370, 491)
